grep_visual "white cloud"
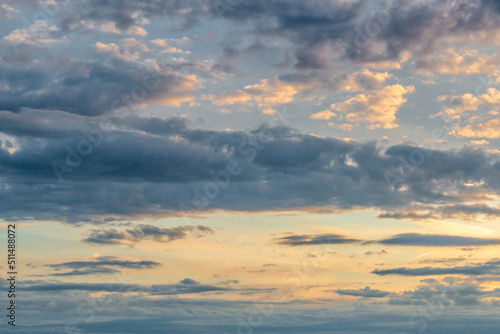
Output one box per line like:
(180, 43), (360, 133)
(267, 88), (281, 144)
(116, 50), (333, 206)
(0, 4), (21, 19)
(94, 38), (149, 62)
(127, 25), (148, 36)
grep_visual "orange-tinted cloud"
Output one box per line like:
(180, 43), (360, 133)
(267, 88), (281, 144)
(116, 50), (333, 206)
(209, 76), (320, 115)
(416, 48), (500, 75)
(312, 84), (415, 129)
(438, 88), (500, 138)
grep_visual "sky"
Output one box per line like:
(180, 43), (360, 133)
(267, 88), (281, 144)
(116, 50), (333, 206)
(1, 0), (500, 333)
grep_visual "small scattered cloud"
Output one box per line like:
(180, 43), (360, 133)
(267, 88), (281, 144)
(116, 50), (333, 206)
(416, 48), (500, 75)
(0, 4), (21, 19)
(3, 20), (66, 45)
(336, 69), (392, 91)
(316, 85), (414, 129)
(45, 256), (161, 276)
(469, 139), (490, 146)
(276, 234), (360, 246)
(209, 76), (320, 115)
(335, 286), (391, 298)
(373, 259), (500, 277)
(83, 225), (214, 245)
(23, 278), (230, 295)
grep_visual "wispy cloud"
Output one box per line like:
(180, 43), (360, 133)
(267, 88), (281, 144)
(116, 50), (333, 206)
(378, 233), (500, 247)
(46, 256), (161, 276)
(83, 224), (214, 245)
(335, 286), (391, 298)
(276, 233), (360, 246)
(373, 259), (500, 277)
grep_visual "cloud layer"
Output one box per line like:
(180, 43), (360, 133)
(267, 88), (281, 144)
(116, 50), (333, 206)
(0, 111), (498, 222)
(83, 224), (214, 245)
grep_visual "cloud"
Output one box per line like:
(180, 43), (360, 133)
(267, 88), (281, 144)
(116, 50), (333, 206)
(278, 232), (500, 248)
(469, 139), (490, 146)
(219, 280), (240, 285)
(100, 21), (121, 33)
(0, 4), (21, 19)
(83, 224), (214, 245)
(420, 257), (468, 265)
(3, 20), (65, 45)
(336, 69), (392, 91)
(218, 0), (500, 68)
(23, 278), (231, 295)
(213, 69), (393, 116)
(378, 233), (500, 247)
(416, 48), (500, 75)
(209, 76), (320, 115)
(0, 111), (499, 222)
(276, 234), (360, 246)
(365, 249), (388, 256)
(48, 0), (500, 70)
(151, 37), (192, 54)
(20, 278), (273, 297)
(13, 277), (500, 334)
(317, 84), (414, 129)
(379, 204), (500, 221)
(58, 0), (205, 31)
(335, 286), (391, 298)
(94, 38), (150, 62)
(310, 109), (337, 120)
(373, 259), (500, 277)
(452, 118), (500, 139)
(439, 88), (500, 115)
(126, 25), (147, 36)
(276, 233), (500, 249)
(437, 88), (500, 138)
(50, 267), (121, 276)
(0, 57), (199, 115)
(387, 277), (500, 307)
(46, 256), (161, 276)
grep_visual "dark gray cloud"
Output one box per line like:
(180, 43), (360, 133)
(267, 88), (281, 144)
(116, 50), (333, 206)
(335, 286), (391, 298)
(387, 278), (500, 307)
(0, 111), (499, 222)
(365, 249), (388, 256)
(378, 233), (500, 247)
(52, 0), (500, 68)
(0, 57), (194, 116)
(276, 234), (360, 246)
(277, 232), (500, 248)
(23, 278), (231, 295)
(46, 256), (161, 276)
(58, 0), (206, 31)
(83, 224), (214, 245)
(51, 267), (121, 276)
(224, 0), (500, 67)
(3, 0), (500, 127)
(373, 259), (500, 277)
